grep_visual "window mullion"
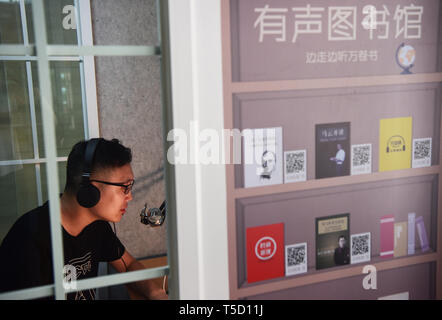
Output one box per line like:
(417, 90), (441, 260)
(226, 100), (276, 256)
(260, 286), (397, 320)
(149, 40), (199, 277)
(24, 62), (40, 160)
(64, 266), (169, 294)
(73, 0), (89, 139)
(157, 0), (179, 300)
(0, 0), (175, 301)
(0, 284), (54, 300)
(19, 0), (29, 45)
(31, 0), (66, 300)
(0, 157), (68, 166)
(24, 59), (43, 205)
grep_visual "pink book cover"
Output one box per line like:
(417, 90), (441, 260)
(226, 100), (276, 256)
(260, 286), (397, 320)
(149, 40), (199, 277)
(380, 214), (395, 258)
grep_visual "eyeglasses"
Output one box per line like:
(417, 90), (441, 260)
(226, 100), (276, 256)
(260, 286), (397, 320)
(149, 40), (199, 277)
(90, 179), (135, 194)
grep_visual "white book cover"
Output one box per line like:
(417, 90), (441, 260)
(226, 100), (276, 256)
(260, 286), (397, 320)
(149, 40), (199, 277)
(350, 232), (371, 264)
(243, 127), (283, 188)
(351, 143), (372, 175)
(378, 292), (409, 300)
(412, 138), (432, 168)
(284, 149), (307, 183)
(408, 213), (415, 255)
(285, 242), (307, 276)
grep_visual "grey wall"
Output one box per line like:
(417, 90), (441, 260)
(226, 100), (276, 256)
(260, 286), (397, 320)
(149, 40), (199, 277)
(90, 0), (167, 258)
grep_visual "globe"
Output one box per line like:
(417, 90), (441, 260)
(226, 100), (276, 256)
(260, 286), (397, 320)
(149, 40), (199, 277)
(396, 44), (416, 74)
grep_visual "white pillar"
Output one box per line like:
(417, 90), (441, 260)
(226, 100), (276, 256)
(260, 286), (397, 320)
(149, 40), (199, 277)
(168, 0), (229, 299)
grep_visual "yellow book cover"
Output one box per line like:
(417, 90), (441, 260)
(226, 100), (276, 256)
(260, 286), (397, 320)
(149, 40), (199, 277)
(394, 222), (408, 258)
(379, 117), (412, 172)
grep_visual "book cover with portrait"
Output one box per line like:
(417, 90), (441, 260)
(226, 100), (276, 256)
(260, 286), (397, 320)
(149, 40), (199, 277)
(243, 127), (283, 188)
(379, 117), (412, 172)
(315, 122), (350, 179)
(315, 213), (350, 270)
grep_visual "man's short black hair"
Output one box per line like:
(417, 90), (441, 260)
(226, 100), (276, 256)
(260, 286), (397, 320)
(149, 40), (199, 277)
(64, 138), (132, 195)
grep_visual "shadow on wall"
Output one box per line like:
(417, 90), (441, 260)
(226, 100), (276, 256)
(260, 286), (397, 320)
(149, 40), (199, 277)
(132, 166), (164, 196)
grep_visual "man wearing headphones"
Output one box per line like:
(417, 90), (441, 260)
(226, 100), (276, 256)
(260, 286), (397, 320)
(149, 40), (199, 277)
(0, 138), (168, 300)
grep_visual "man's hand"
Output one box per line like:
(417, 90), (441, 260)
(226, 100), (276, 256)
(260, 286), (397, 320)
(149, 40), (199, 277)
(110, 250), (169, 300)
(147, 287), (169, 300)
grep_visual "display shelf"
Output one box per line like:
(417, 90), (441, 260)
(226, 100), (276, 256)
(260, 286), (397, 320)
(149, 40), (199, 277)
(233, 250), (438, 300)
(234, 165), (440, 199)
(221, 0), (442, 300)
(229, 73), (442, 94)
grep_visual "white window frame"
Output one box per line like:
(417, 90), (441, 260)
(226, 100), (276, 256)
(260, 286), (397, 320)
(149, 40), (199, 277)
(0, 0), (177, 300)
(0, 0), (99, 204)
(77, 0), (99, 139)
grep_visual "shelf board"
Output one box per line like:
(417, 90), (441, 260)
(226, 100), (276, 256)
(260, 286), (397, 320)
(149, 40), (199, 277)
(229, 73), (442, 94)
(233, 250), (438, 299)
(234, 165), (440, 200)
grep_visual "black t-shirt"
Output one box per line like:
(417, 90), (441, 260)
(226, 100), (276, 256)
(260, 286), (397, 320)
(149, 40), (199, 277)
(0, 201), (125, 300)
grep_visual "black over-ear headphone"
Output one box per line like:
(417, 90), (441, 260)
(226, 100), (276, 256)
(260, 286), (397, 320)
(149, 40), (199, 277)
(77, 138), (101, 208)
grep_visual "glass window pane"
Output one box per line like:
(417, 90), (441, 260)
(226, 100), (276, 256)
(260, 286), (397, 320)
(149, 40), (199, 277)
(40, 161), (66, 202)
(0, 0), (23, 44)
(0, 61), (34, 160)
(26, 0), (78, 45)
(0, 164), (38, 242)
(0, 164), (54, 294)
(33, 61), (85, 157)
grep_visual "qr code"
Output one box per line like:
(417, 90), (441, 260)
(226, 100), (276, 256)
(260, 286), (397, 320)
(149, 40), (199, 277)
(285, 152), (305, 174)
(414, 139), (431, 160)
(351, 234), (370, 256)
(352, 145), (370, 167)
(287, 245), (306, 267)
